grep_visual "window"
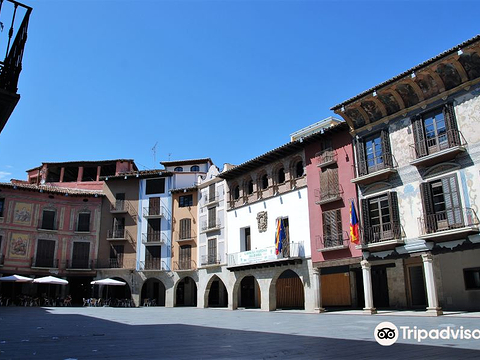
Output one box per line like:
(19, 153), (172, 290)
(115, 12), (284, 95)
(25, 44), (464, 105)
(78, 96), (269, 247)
(208, 207), (216, 228)
(247, 179), (254, 195)
(0, 198), (4, 217)
(147, 218), (161, 242)
(208, 183), (216, 202)
(35, 239), (56, 267)
(145, 246), (161, 269)
(322, 209), (343, 248)
(420, 175), (463, 233)
(278, 218), (290, 257)
(71, 242), (90, 269)
(319, 168), (340, 202)
(179, 218), (192, 239)
(241, 227), (251, 252)
(233, 185), (240, 200)
(179, 245), (192, 269)
(190, 165), (200, 172)
(179, 194), (193, 207)
(114, 193), (125, 211)
(174, 167), (183, 172)
(148, 196), (161, 216)
(355, 130), (393, 176)
(111, 217), (125, 238)
(464, 268), (480, 290)
(261, 174), (268, 190)
(109, 245), (124, 268)
(77, 212), (90, 232)
(41, 209), (56, 230)
(412, 104), (460, 158)
(146, 178), (165, 195)
(277, 168), (285, 184)
(361, 192), (401, 244)
(208, 238), (217, 264)
(295, 161), (304, 178)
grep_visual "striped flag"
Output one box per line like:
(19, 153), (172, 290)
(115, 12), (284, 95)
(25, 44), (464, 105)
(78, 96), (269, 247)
(350, 200), (359, 244)
(275, 218), (285, 255)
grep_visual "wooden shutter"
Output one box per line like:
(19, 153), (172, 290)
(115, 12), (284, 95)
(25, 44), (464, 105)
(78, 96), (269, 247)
(381, 129), (393, 168)
(420, 182), (435, 233)
(36, 239), (55, 267)
(322, 209), (342, 245)
(411, 115), (427, 158)
(443, 103), (460, 147)
(149, 197), (160, 215)
(77, 213), (90, 232)
(208, 207), (216, 228)
(361, 199), (370, 243)
(209, 184), (216, 202)
(442, 175), (463, 227)
(354, 138), (367, 176)
(72, 242), (90, 268)
(388, 192), (401, 238)
(208, 238), (217, 263)
(180, 218), (191, 239)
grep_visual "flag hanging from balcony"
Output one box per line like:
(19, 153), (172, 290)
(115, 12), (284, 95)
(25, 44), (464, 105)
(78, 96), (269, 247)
(275, 218), (285, 255)
(350, 200), (359, 244)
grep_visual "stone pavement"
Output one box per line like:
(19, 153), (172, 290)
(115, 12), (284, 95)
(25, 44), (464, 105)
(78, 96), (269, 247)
(0, 307), (479, 359)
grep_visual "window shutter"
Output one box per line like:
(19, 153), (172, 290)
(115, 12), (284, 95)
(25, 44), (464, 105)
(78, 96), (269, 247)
(361, 199), (370, 243)
(388, 192), (401, 239)
(443, 103), (460, 147)
(442, 175), (463, 226)
(411, 115), (427, 158)
(420, 182), (435, 233)
(381, 129), (393, 168)
(354, 138), (367, 176)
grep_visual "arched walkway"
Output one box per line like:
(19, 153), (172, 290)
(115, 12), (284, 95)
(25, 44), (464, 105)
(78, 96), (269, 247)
(205, 275), (228, 308)
(175, 276), (197, 306)
(274, 269), (305, 310)
(100, 277), (132, 307)
(141, 278), (166, 306)
(238, 275), (261, 309)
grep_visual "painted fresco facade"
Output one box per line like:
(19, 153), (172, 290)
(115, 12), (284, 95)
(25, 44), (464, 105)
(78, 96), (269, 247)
(333, 35), (480, 313)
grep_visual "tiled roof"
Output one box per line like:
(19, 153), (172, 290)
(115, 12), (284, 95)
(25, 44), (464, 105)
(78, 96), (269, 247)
(101, 169), (173, 180)
(220, 122), (348, 179)
(160, 158), (213, 167)
(0, 182), (104, 197)
(170, 186), (197, 194)
(331, 34), (480, 110)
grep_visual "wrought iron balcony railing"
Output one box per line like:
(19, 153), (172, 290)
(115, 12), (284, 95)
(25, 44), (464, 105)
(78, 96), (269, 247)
(362, 222), (402, 245)
(316, 232), (349, 250)
(173, 259), (197, 271)
(143, 205), (165, 218)
(141, 232), (167, 245)
(316, 149), (337, 167)
(107, 228), (131, 240)
(314, 186), (343, 205)
(139, 259), (169, 271)
(201, 220), (221, 232)
(66, 259), (94, 270)
(200, 255), (221, 266)
(418, 207), (480, 236)
(31, 257), (59, 268)
(204, 192), (220, 206)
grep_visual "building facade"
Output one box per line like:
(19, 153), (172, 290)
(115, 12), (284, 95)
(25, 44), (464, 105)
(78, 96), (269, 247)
(332, 35), (480, 314)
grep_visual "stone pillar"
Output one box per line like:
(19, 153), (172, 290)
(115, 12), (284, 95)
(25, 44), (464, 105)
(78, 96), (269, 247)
(59, 167), (65, 182)
(422, 253), (443, 316)
(96, 165), (101, 181)
(77, 166), (84, 182)
(361, 260), (377, 314)
(312, 268), (325, 313)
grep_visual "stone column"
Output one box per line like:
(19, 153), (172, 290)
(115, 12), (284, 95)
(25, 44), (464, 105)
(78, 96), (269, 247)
(77, 166), (84, 182)
(422, 253), (443, 316)
(361, 260), (377, 314)
(96, 165), (101, 181)
(312, 268), (325, 313)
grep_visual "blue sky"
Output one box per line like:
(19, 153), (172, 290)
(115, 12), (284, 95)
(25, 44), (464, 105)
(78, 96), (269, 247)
(0, 0), (479, 181)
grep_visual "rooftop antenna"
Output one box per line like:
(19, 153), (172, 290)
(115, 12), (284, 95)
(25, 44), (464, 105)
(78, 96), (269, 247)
(151, 142), (158, 166)
(168, 152), (172, 161)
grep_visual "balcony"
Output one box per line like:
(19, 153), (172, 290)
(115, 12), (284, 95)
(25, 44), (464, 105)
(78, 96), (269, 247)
(173, 259), (197, 271)
(316, 149), (337, 168)
(143, 205), (165, 218)
(200, 255), (221, 266)
(141, 232), (167, 245)
(418, 207), (480, 242)
(0, 1), (32, 134)
(204, 192), (220, 207)
(410, 129), (467, 167)
(66, 259), (94, 270)
(31, 257), (59, 269)
(351, 153), (397, 185)
(228, 241), (304, 268)
(359, 222), (403, 250)
(95, 258), (136, 269)
(316, 232), (349, 252)
(201, 220), (221, 233)
(176, 232), (196, 243)
(106, 229), (132, 241)
(37, 219), (59, 232)
(110, 200), (129, 214)
(314, 186), (343, 206)
(139, 259), (168, 271)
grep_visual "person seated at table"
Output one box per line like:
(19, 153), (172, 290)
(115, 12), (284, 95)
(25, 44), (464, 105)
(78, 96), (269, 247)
(64, 295), (72, 306)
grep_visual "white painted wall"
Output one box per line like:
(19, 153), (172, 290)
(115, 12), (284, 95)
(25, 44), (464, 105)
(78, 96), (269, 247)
(226, 187), (311, 258)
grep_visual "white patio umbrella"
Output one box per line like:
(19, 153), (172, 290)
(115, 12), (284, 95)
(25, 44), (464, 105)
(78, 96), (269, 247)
(33, 276), (68, 285)
(91, 278), (126, 304)
(0, 274), (33, 282)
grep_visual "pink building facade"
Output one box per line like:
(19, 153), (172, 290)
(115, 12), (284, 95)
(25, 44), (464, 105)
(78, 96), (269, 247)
(305, 122), (363, 309)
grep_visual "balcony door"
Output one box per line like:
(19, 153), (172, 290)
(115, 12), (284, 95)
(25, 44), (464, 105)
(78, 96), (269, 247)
(149, 197), (160, 216)
(365, 134), (384, 173)
(41, 210), (56, 230)
(72, 242), (90, 269)
(113, 217), (125, 238)
(179, 245), (191, 270)
(147, 218), (161, 242)
(208, 238), (217, 265)
(146, 246), (161, 270)
(36, 239), (55, 267)
(109, 245), (124, 268)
